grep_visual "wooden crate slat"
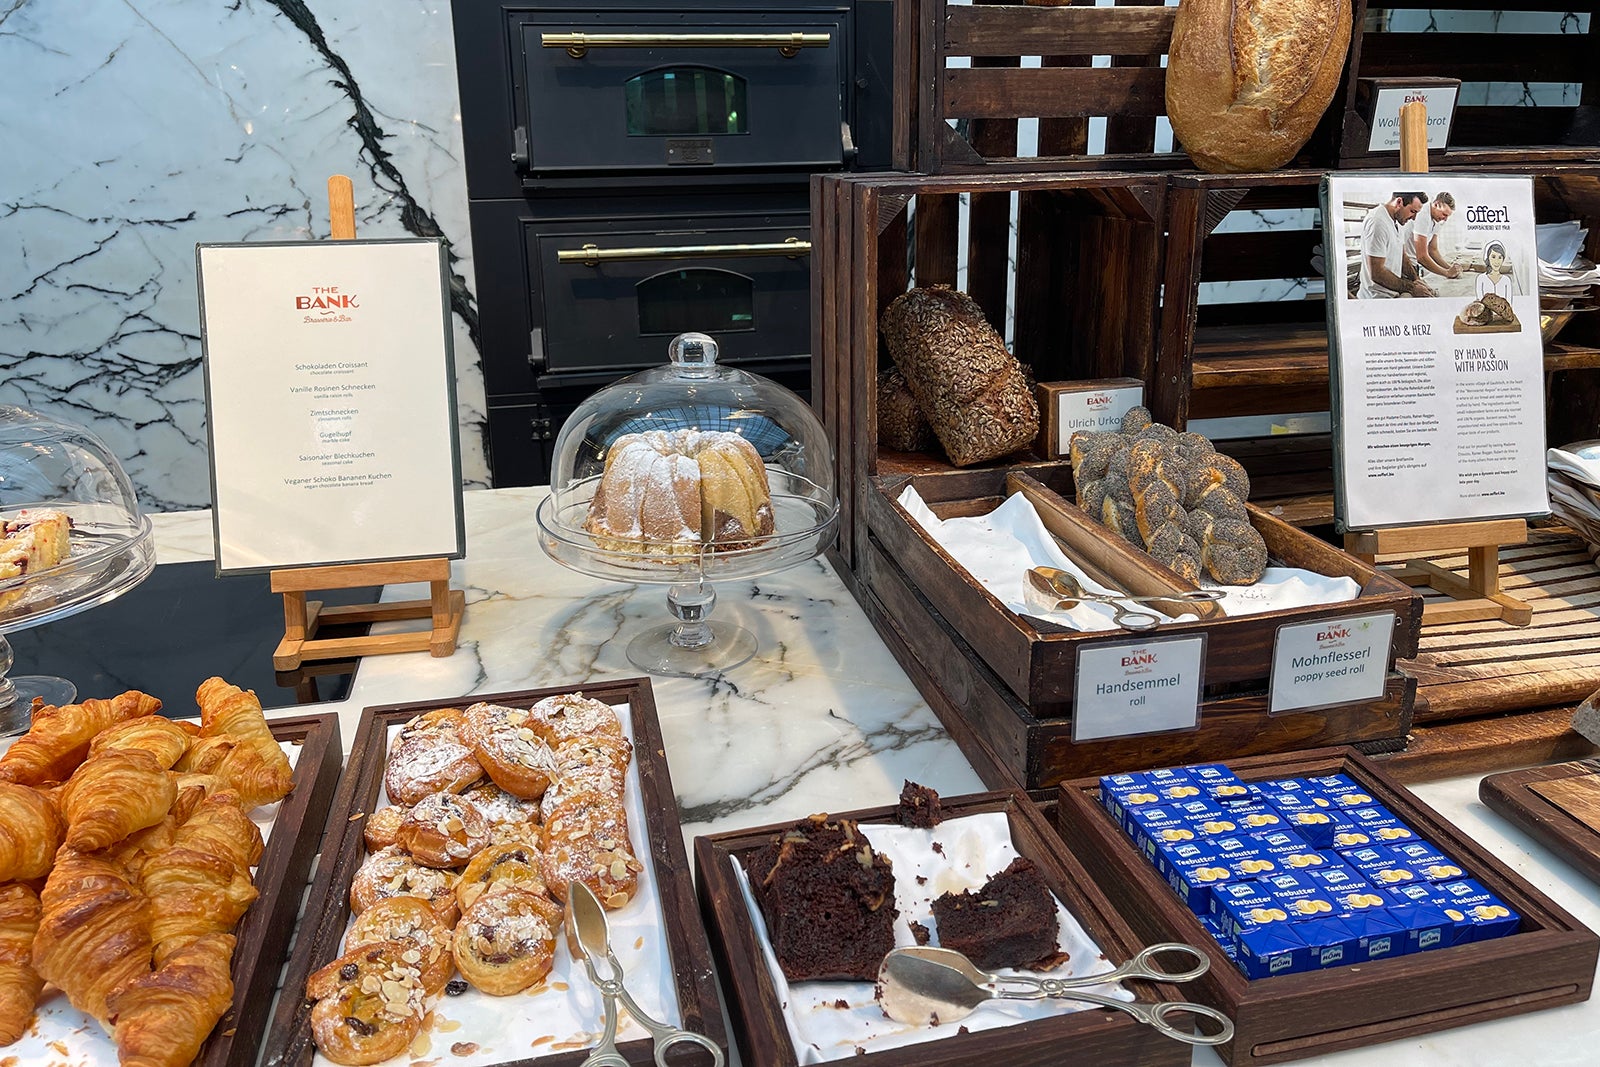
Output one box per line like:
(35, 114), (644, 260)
(913, 192), (961, 289)
(1449, 106), (1589, 148)
(943, 65), (1168, 119)
(944, 3), (1177, 57)
(1200, 231), (1323, 282)
(1102, 0), (1167, 156)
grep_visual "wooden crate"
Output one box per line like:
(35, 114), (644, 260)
(1054, 747), (1600, 1066)
(1332, 1), (1600, 167)
(1481, 760), (1600, 887)
(694, 789), (1191, 1067)
(811, 168), (1165, 569)
(264, 679), (726, 1067)
(1154, 164), (1600, 523)
(854, 462), (1419, 788)
(813, 168), (1428, 787)
(893, 0), (1349, 174)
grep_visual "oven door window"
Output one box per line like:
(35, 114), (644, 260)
(625, 67), (748, 138)
(637, 268), (754, 335)
(518, 18), (845, 172)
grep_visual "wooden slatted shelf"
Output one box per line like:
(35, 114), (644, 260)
(1391, 529), (1600, 722)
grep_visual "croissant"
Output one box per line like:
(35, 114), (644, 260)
(195, 678), (292, 810)
(0, 883), (42, 1046)
(87, 714), (192, 770)
(0, 783), (66, 883)
(175, 791), (264, 872)
(107, 931), (236, 1067)
(139, 846), (257, 966)
(0, 690), (162, 785)
(174, 736), (234, 777)
(61, 749), (176, 852)
(170, 772), (226, 825)
(33, 847), (153, 1025)
(110, 815), (179, 879)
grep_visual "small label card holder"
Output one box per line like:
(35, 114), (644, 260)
(198, 238), (465, 573)
(1036, 378), (1145, 459)
(1072, 633), (1206, 743)
(1269, 612), (1396, 715)
(1358, 77), (1461, 155)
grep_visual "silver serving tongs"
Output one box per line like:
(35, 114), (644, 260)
(567, 879), (725, 1067)
(876, 942), (1234, 1046)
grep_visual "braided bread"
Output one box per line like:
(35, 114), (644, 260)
(1070, 408), (1267, 584)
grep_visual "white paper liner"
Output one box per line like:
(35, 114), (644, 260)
(9, 735), (302, 1064)
(310, 699), (677, 1067)
(897, 486), (1360, 628)
(1549, 441), (1600, 489)
(733, 811), (1134, 1064)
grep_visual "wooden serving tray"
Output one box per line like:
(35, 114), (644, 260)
(1481, 760), (1600, 886)
(263, 678), (725, 1067)
(1054, 747), (1599, 1066)
(694, 790), (1191, 1067)
(851, 463), (1419, 787)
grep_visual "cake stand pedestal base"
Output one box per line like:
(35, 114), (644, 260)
(626, 580), (756, 677)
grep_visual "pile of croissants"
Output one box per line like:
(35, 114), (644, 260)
(0, 677), (292, 1066)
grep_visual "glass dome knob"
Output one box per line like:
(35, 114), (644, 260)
(667, 332), (719, 377)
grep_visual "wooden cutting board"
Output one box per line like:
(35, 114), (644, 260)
(1451, 316), (1522, 334)
(1481, 761), (1600, 885)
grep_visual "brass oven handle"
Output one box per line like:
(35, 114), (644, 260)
(541, 32), (831, 59)
(558, 238), (811, 266)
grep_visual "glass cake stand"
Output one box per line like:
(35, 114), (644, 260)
(538, 332), (838, 677)
(0, 405), (157, 733)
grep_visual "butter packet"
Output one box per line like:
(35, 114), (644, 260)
(1226, 802), (1288, 833)
(1280, 807), (1358, 849)
(1338, 843), (1420, 887)
(1260, 870), (1339, 920)
(1305, 862), (1372, 897)
(1388, 840), (1467, 883)
(1099, 771), (1161, 831)
(1211, 833), (1284, 878)
(1254, 789), (1329, 818)
(1299, 774), (1377, 808)
(1186, 763), (1252, 805)
(1379, 884), (1462, 952)
(1127, 805), (1202, 858)
(1435, 879), (1521, 942)
(1261, 778), (1333, 803)
(1163, 848), (1236, 914)
(1233, 923), (1311, 979)
(1344, 804), (1419, 844)
(1248, 828), (1324, 872)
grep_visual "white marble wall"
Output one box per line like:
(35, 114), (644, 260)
(0, 0), (487, 511)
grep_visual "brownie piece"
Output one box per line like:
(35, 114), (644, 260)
(930, 857), (1059, 970)
(895, 780), (944, 828)
(747, 814), (898, 981)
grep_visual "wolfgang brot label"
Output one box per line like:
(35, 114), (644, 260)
(1269, 612), (1396, 714)
(1367, 84), (1457, 152)
(1074, 635), (1205, 742)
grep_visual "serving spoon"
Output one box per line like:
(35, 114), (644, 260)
(1023, 566), (1226, 631)
(875, 943), (1233, 1046)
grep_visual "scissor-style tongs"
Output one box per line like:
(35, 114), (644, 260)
(567, 879), (725, 1067)
(877, 941), (1234, 1046)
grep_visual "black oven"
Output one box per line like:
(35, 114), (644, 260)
(452, 0), (891, 485)
(513, 11), (852, 175)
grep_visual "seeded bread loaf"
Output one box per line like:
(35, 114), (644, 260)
(1165, 0), (1353, 173)
(879, 287), (1039, 467)
(875, 368), (936, 453)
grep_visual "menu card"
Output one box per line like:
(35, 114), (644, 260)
(1322, 174), (1550, 530)
(198, 239), (464, 573)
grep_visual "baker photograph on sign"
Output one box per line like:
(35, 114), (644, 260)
(198, 237), (465, 573)
(1323, 173), (1549, 531)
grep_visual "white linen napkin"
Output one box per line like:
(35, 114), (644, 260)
(896, 486), (1359, 628)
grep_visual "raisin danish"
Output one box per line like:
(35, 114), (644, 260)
(541, 792), (644, 910)
(456, 841), (548, 912)
(460, 702), (559, 800)
(361, 805), (406, 852)
(397, 791), (491, 869)
(384, 707), (484, 806)
(345, 896), (455, 996)
(306, 939), (428, 1066)
(350, 845), (461, 924)
(451, 886), (562, 996)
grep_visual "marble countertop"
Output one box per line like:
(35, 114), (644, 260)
(150, 488), (1600, 1066)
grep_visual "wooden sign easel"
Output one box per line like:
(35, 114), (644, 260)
(1341, 103), (1533, 627)
(269, 175), (466, 670)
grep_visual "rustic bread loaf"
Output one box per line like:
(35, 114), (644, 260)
(879, 287), (1039, 467)
(1165, 0), (1353, 173)
(875, 368), (937, 453)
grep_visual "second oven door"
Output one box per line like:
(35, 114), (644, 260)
(518, 13), (847, 173)
(534, 223), (811, 378)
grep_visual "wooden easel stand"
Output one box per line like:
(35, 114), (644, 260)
(270, 175), (466, 669)
(1341, 103), (1532, 627)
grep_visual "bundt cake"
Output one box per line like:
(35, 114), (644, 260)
(583, 429), (775, 557)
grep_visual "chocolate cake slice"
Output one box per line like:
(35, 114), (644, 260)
(894, 780), (944, 828)
(747, 814), (897, 981)
(930, 857), (1059, 970)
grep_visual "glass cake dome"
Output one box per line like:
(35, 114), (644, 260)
(537, 332), (838, 676)
(0, 404), (157, 727)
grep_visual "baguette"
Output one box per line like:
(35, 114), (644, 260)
(1166, 0), (1352, 173)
